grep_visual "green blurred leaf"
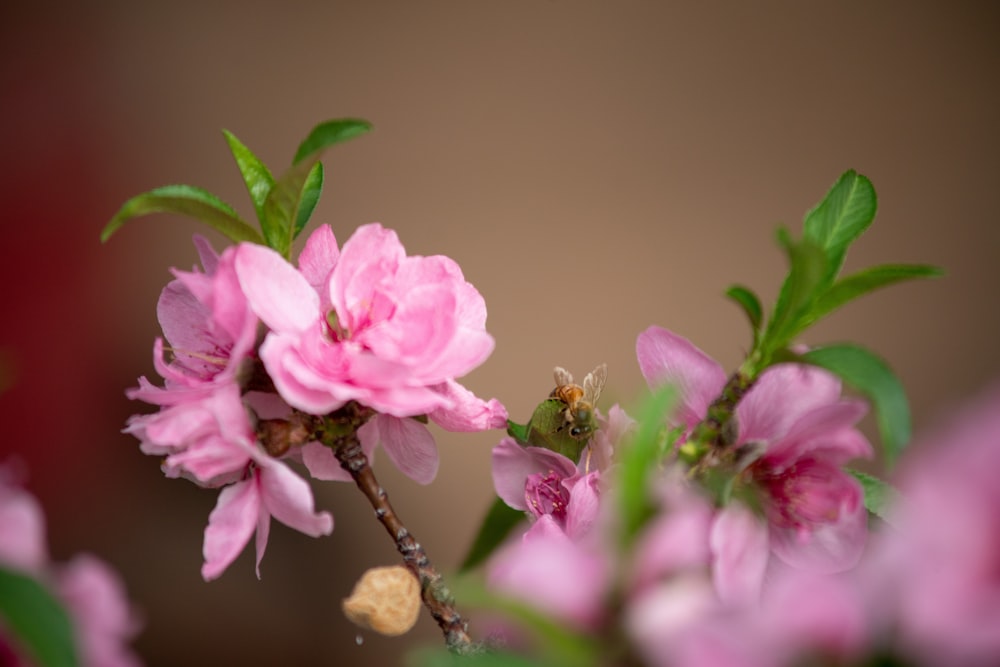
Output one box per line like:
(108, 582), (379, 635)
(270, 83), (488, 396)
(802, 170), (878, 285)
(762, 230), (828, 356)
(725, 284), (764, 341)
(449, 576), (600, 667)
(801, 344), (911, 466)
(0, 566), (79, 667)
(806, 264), (943, 326)
(458, 497), (526, 573)
(506, 420), (529, 443)
(100, 184), (264, 245)
(617, 384), (677, 546)
(848, 469), (900, 525)
(408, 647), (549, 667)
(223, 129), (275, 226)
(263, 118), (372, 257)
(294, 162), (324, 237)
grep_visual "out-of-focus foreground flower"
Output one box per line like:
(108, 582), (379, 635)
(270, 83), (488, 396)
(0, 465), (141, 667)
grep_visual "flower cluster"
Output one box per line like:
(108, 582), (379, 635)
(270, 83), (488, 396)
(484, 327), (1000, 667)
(0, 464), (141, 667)
(125, 223), (505, 580)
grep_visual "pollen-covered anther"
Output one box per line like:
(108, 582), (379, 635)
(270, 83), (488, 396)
(342, 565), (421, 636)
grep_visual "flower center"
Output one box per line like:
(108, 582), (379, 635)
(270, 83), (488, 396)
(524, 471), (571, 523)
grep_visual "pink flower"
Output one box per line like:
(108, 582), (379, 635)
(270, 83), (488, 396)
(201, 438), (333, 580)
(235, 224), (505, 484)
(0, 465), (142, 667)
(636, 325), (872, 592)
(866, 382), (1000, 666)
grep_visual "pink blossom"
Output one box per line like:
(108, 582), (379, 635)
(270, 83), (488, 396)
(636, 325), (872, 590)
(201, 441), (333, 580)
(866, 382), (1000, 666)
(0, 465), (142, 667)
(234, 223), (498, 419)
(234, 224), (505, 484)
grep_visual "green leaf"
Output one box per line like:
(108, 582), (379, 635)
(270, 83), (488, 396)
(761, 229), (828, 357)
(848, 469), (900, 525)
(448, 576), (600, 667)
(0, 566), (79, 667)
(294, 162), (324, 237)
(458, 497), (526, 572)
(525, 398), (586, 461)
(725, 284), (764, 341)
(101, 184), (264, 245)
(800, 344), (911, 466)
(506, 419), (529, 443)
(806, 264), (944, 326)
(802, 170), (878, 285)
(223, 129), (275, 226)
(262, 118), (372, 257)
(617, 384), (677, 546)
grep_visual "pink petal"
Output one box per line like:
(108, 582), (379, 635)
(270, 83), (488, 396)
(565, 472), (601, 540)
(491, 438), (578, 511)
(631, 494), (714, 590)
(258, 333), (353, 414)
(202, 478), (261, 581)
(366, 414), (439, 484)
(329, 223), (404, 333)
(0, 480), (48, 572)
(300, 441), (352, 482)
(428, 380), (508, 432)
(710, 503), (770, 605)
(235, 242), (319, 333)
(736, 363), (841, 444)
(192, 234), (220, 274)
(257, 461), (334, 537)
(636, 326), (726, 428)
(297, 224), (339, 298)
(766, 400), (872, 467)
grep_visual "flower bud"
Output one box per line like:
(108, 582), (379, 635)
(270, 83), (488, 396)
(342, 565), (421, 636)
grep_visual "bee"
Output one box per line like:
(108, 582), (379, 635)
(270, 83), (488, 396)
(550, 363), (607, 440)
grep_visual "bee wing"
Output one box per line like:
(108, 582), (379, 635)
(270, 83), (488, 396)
(553, 366), (574, 387)
(582, 363), (608, 404)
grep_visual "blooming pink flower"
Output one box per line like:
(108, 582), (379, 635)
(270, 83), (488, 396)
(636, 325), (872, 593)
(235, 224), (505, 484)
(0, 465), (142, 667)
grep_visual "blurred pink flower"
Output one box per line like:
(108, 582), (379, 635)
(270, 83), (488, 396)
(0, 466), (142, 667)
(867, 382), (1000, 666)
(636, 325), (872, 592)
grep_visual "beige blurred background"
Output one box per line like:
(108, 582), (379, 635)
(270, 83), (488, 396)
(1, 1), (997, 665)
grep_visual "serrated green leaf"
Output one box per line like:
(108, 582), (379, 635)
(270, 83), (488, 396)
(222, 129), (275, 226)
(725, 284), (764, 340)
(293, 162), (324, 237)
(762, 230), (828, 357)
(100, 184), (264, 245)
(0, 566), (79, 667)
(263, 118), (372, 256)
(805, 264), (943, 327)
(802, 170), (878, 285)
(848, 469), (900, 525)
(618, 384), (677, 545)
(458, 497), (526, 572)
(801, 344), (911, 466)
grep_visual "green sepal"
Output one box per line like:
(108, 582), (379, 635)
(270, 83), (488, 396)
(0, 565), (79, 667)
(100, 184), (264, 245)
(800, 344), (911, 466)
(761, 229), (828, 358)
(525, 398), (585, 461)
(222, 129), (276, 227)
(848, 468), (900, 525)
(802, 169), (878, 287)
(617, 384), (677, 547)
(806, 264), (943, 327)
(262, 118), (372, 257)
(725, 284), (764, 344)
(458, 496), (526, 573)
